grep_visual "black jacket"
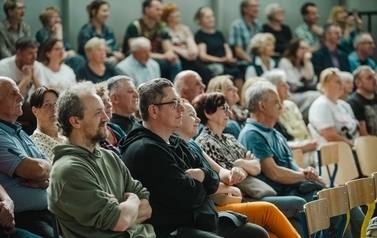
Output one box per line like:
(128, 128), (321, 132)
(312, 46), (350, 78)
(119, 123), (219, 237)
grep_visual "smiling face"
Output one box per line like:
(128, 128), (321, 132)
(93, 3), (109, 24)
(177, 102), (201, 140)
(112, 80), (139, 116)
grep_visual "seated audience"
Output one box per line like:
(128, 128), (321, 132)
(94, 83), (126, 156)
(229, 0), (262, 63)
(262, 70), (318, 167)
(108, 76), (140, 134)
(175, 99), (301, 238)
(0, 184), (42, 238)
(36, 6), (85, 74)
(48, 82), (154, 238)
(77, 0), (124, 65)
(262, 3), (292, 57)
(348, 32), (376, 72)
(0, 0), (30, 59)
(339, 71), (354, 100)
(38, 39), (76, 92)
(116, 37), (160, 87)
(239, 81), (364, 237)
(206, 75), (247, 131)
(312, 23), (351, 78)
(308, 68), (359, 147)
(162, 3), (212, 85)
(327, 5), (362, 55)
(347, 65), (377, 136)
(193, 92), (308, 235)
(174, 70), (206, 103)
(194, 6), (243, 92)
(30, 87), (63, 160)
(244, 33), (277, 79)
(120, 78), (269, 238)
(123, 0), (181, 81)
(0, 77), (53, 237)
(76, 37), (118, 83)
(294, 2), (322, 52)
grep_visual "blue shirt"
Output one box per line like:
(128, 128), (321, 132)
(348, 51), (377, 72)
(0, 120), (50, 212)
(238, 118), (300, 194)
(35, 28), (73, 51)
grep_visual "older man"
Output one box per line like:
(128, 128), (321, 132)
(0, 77), (52, 237)
(348, 33), (376, 72)
(108, 75), (140, 134)
(116, 37), (160, 86)
(48, 82), (155, 238)
(174, 70), (206, 103)
(347, 66), (377, 136)
(0, 0), (30, 59)
(120, 78), (268, 238)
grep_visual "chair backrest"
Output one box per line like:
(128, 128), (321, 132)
(302, 198), (330, 236)
(354, 136), (377, 177)
(317, 186), (349, 217)
(334, 141), (359, 185)
(372, 172), (377, 198)
(292, 149), (305, 168)
(346, 177), (375, 209)
(318, 142), (340, 187)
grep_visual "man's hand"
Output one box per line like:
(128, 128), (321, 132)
(311, 25), (323, 36)
(164, 51), (178, 64)
(185, 168), (205, 182)
(303, 166), (319, 181)
(106, 193), (119, 205)
(0, 199), (15, 234)
(135, 199), (152, 224)
(316, 176), (327, 187)
(229, 167), (247, 184)
(21, 179), (49, 189)
(21, 65), (34, 81)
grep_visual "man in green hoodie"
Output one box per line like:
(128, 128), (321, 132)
(47, 81), (155, 238)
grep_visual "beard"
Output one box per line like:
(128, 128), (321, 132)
(83, 123), (108, 146)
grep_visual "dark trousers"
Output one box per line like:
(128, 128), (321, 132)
(180, 57), (213, 86)
(14, 210), (54, 238)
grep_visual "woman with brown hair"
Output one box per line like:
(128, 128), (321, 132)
(39, 38), (76, 92)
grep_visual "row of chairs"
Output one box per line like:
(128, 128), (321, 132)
(301, 174), (377, 238)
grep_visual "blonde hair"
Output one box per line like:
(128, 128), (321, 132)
(206, 75), (232, 94)
(240, 77), (267, 106)
(327, 5), (352, 40)
(317, 68), (340, 93)
(249, 33), (276, 56)
(84, 37), (106, 56)
(39, 6), (60, 27)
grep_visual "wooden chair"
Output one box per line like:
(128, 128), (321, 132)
(292, 148), (305, 168)
(317, 186), (350, 238)
(300, 198), (330, 238)
(354, 136), (377, 177)
(317, 143), (339, 187)
(346, 177), (376, 238)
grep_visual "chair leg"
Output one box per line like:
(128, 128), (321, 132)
(361, 203), (376, 238)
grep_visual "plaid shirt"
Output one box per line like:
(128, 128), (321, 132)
(293, 22), (321, 48)
(0, 19), (30, 59)
(229, 17), (262, 57)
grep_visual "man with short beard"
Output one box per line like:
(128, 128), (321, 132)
(48, 82), (155, 238)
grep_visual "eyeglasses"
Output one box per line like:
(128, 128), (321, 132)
(154, 99), (183, 109)
(221, 104), (230, 112)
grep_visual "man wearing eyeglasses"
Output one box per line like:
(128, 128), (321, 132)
(120, 78), (269, 238)
(348, 33), (376, 72)
(0, 0), (30, 59)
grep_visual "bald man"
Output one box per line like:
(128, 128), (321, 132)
(174, 70), (206, 103)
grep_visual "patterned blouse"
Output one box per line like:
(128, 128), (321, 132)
(195, 127), (248, 170)
(30, 129), (63, 161)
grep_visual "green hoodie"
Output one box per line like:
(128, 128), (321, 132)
(47, 142), (155, 238)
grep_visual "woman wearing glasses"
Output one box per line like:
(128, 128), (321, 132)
(308, 68), (360, 147)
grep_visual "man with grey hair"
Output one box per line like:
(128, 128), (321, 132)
(174, 70), (205, 103)
(107, 75), (140, 134)
(48, 81), (155, 238)
(348, 32), (376, 72)
(116, 37), (160, 86)
(347, 65), (377, 136)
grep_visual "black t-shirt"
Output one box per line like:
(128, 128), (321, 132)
(262, 24), (292, 55)
(76, 63), (118, 83)
(195, 30), (226, 58)
(347, 92), (377, 136)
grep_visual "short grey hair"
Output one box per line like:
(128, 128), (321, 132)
(353, 65), (375, 80)
(245, 81), (277, 113)
(84, 37), (106, 55)
(139, 78), (174, 121)
(264, 3), (281, 21)
(107, 75), (134, 94)
(353, 32), (372, 48)
(338, 71), (354, 83)
(130, 37), (151, 52)
(261, 69), (286, 86)
(56, 81), (96, 137)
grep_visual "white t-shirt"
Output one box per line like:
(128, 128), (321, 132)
(41, 64), (76, 93)
(0, 55), (46, 101)
(308, 95), (359, 147)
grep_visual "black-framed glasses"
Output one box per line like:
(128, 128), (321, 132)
(153, 99), (183, 109)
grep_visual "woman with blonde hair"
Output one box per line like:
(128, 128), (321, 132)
(327, 5), (362, 54)
(244, 33), (277, 79)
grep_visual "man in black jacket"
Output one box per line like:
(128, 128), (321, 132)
(120, 78), (268, 238)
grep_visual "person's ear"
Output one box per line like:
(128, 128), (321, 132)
(203, 110), (212, 121)
(258, 101), (265, 112)
(69, 116), (81, 129)
(148, 105), (158, 120)
(31, 106), (38, 116)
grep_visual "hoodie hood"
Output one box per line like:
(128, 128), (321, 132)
(53, 142), (102, 164)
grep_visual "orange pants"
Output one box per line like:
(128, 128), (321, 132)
(216, 201), (300, 238)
